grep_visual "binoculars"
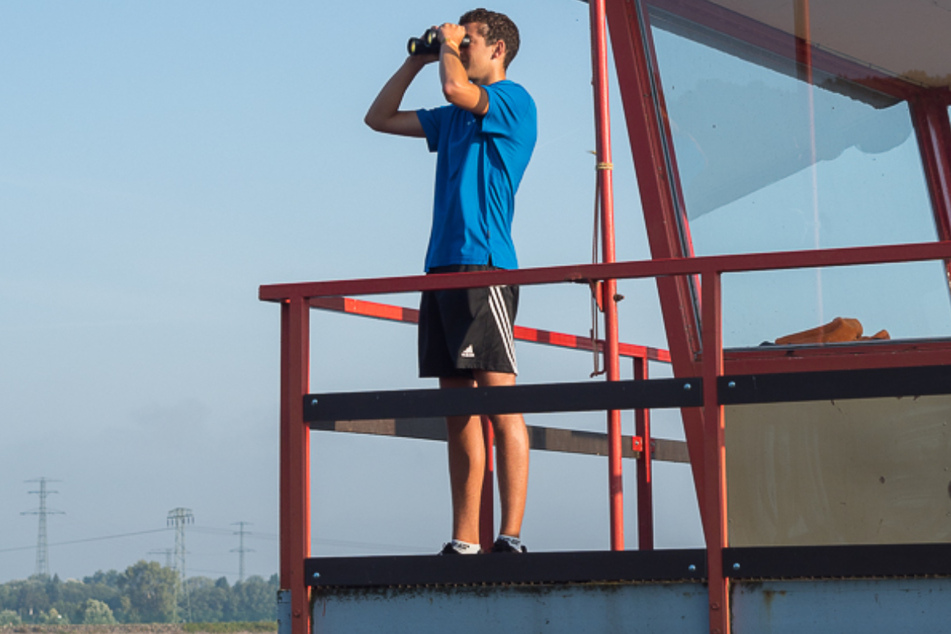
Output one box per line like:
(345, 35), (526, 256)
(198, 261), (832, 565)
(407, 29), (470, 56)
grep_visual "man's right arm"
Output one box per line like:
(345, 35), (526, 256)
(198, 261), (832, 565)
(365, 56), (432, 137)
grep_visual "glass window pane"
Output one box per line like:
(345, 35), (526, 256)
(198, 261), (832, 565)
(722, 263), (951, 346)
(645, 3), (951, 346)
(650, 18), (936, 254)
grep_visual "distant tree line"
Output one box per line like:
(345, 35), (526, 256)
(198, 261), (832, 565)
(0, 561), (278, 625)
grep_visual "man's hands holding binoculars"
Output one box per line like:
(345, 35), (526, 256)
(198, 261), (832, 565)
(407, 24), (470, 57)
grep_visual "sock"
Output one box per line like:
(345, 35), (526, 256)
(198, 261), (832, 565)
(450, 539), (481, 554)
(496, 534), (522, 549)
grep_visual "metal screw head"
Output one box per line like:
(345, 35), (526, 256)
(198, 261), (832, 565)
(688, 564), (697, 572)
(727, 381), (736, 389)
(312, 572), (321, 580)
(683, 383), (692, 391)
(311, 398), (319, 406)
(733, 563), (741, 571)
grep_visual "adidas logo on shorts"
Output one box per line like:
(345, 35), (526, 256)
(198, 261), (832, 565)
(461, 344), (475, 358)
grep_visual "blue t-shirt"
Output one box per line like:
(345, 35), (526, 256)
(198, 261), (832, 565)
(417, 79), (536, 271)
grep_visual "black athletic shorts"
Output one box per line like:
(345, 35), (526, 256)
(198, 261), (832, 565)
(418, 264), (519, 378)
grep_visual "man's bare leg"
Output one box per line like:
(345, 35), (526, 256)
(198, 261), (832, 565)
(474, 370), (529, 539)
(441, 376), (485, 545)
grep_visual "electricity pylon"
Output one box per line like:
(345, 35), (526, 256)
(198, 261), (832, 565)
(22, 478), (64, 578)
(148, 548), (174, 569)
(167, 508), (194, 582)
(167, 508), (194, 622)
(231, 521), (254, 582)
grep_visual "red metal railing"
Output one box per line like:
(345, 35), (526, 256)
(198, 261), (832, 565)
(261, 239), (951, 634)
(308, 294), (669, 553)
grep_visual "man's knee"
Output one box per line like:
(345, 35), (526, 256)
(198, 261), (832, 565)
(491, 413), (527, 440)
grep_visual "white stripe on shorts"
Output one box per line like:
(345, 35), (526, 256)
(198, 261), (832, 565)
(488, 285), (517, 374)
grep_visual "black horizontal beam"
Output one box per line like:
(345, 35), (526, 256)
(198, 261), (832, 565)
(305, 365), (951, 424)
(306, 549), (707, 588)
(719, 364), (951, 405)
(304, 543), (951, 589)
(304, 377), (702, 423)
(725, 543), (951, 579)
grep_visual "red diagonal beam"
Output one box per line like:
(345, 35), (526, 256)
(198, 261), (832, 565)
(309, 296), (672, 363)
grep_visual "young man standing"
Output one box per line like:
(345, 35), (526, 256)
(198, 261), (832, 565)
(365, 9), (536, 554)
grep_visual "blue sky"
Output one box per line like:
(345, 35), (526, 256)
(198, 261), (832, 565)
(1, 1), (700, 584)
(5, 0), (949, 586)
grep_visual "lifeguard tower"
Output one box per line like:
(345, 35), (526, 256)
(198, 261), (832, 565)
(260, 1), (951, 631)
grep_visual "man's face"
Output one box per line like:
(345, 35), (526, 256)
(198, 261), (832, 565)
(459, 22), (498, 81)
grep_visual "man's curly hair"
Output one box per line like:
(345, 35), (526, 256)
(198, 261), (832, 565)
(459, 8), (520, 69)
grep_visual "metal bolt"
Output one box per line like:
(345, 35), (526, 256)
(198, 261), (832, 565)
(684, 383), (692, 391)
(312, 572), (321, 580)
(727, 381), (736, 389)
(688, 564), (697, 572)
(733, 563), (741, 571)
(311, 398), (319, 406)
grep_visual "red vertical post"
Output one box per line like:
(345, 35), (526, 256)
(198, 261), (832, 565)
(280, 297), (311, 634)
(910, 93), (951, 240)
(634, 356), (654, 550)
(605, 0), (703, 364)
(479, 416), (495, 552)
(700, 271), (729, 634)
(590, 0), (625, 552)
(605, 0), (709, 523)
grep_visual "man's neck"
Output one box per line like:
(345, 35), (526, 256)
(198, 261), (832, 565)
(472, 69), (506, 87)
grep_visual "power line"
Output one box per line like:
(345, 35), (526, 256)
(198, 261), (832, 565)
(1, 524), (419, 556)
(21, 477), (64, 578)
(0, 524), (275, 556)
(190, 525), (277, 539)
(0, 528), (171, 554)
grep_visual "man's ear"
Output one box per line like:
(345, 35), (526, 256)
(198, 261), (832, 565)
(492, 39), (506, 62)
